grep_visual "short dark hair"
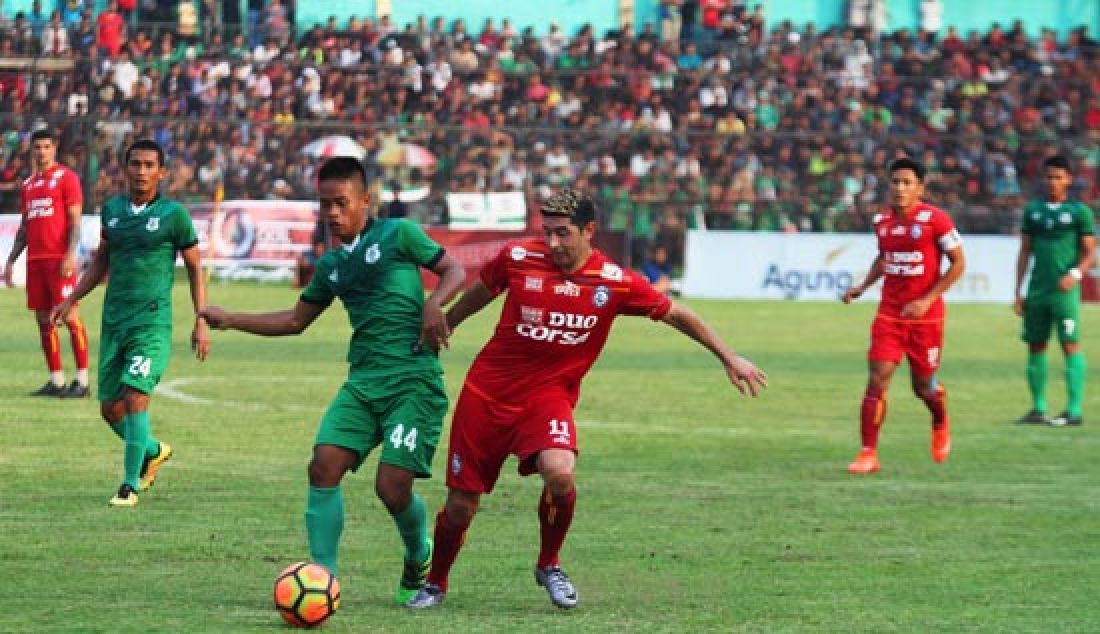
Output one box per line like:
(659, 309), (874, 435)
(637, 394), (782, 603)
(888, 157), (925, 182)
(125, 139), (165, 166)
(29, 128), (55, 143)
(317, 156), (367, 188)
(1043, 155), (1071, 173)
(540, 187), (596, 227)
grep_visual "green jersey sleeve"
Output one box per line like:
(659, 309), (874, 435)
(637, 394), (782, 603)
(300, 254), (335, 307)
(1020, 200), (1039, 235)
(1075, 202), (1096, 236)
(396, 220), (444, 268)
(172, 204), (200, 250)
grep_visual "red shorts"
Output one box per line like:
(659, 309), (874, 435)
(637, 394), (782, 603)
(868, 314), (944, 376)
(25, 259), (77, 311)
(444, 382), (578, 494)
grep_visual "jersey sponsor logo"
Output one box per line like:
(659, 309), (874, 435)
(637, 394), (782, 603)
(548, 312), (598, 328)
(145, 217), (159, 232)
(890, 225), (906, 236)
(328, 270), (339, 283)
(26, 197), (55, 219)
(520, 305), (544, 324)
(592, 284), (610, 307)
(553, 280), (580, 296)
(600, 262), (623, 281)
(450, 452), (462, 475)
(510, 245), (527, 260)
(525, 276), (544, 292)
(910, 225), (922, 239)
(516, 311), (598, 345)
(364, 243), (381, 264)
(883, 250), (925, 276)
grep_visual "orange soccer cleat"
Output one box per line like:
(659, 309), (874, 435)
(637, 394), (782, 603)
(847, 448), (880, 474)
(931, 421), (951, 463)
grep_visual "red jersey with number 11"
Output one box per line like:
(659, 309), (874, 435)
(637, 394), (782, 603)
(464, 240), (672, 405)
(20, 164), (83, 261)
(873, 202), (962, 320)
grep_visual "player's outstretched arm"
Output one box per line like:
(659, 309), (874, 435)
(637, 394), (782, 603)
(1013, 235), (1032, 315)
(51, 233), (109, 324)
(842, 254), (884, 304)
(445, 280), (496, 332)
(661, 302), (768, 397)
(181, 245), (210, 360)
(201, 300), (325, 337)
(422, 251), (466, 350)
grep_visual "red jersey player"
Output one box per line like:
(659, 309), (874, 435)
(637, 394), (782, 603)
(1, 128), (90, 397)
(405, 188), (767, 610)
(842, 158), (966, 473)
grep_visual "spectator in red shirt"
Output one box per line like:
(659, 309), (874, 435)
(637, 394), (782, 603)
(95, 0), (126, 57)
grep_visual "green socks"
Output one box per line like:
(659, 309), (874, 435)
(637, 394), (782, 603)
(1066, 352), (1086, 417)
(109, 415), (161, 459)
(1026, 352), (1048, 413)
(305, 486), (344, 575)
(122, 411), (151, 490)
(391, 493), (430, 563)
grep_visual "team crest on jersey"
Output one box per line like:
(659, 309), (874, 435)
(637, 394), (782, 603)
(108, 217), (119, 227)
(1060, 212), (1072, 224)
(521, 305), (544, 324)
(592, 285), (610, 308)
(328, 270), (338, 283)
(910, 225), (922, 239)
(510, 245), (527, 260)
(364, 243), (381, 264)
(1031, 212), (1040, 221)
(145, 217), (159, 232)
(451, 453), (462, 475)
(524, 276), (543, 291)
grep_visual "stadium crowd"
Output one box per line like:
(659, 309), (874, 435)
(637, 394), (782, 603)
(0, 1), (1098, 264)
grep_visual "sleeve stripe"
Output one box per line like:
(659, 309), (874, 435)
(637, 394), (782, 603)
(425, 247), (445, 269)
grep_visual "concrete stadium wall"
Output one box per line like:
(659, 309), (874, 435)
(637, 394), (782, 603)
(763, 0), (1098, 39)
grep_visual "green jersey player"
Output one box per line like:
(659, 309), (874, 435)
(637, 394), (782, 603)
(52, 139), (210, 506)
(201, 157), (465, 604)
(1014, 155), (1096, 426)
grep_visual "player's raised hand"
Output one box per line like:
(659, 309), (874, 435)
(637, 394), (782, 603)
(725, 355), (767, 397)
(420, 299), (451, 351)
(191, 318), (210, 360)
(199, 306), (230, 330)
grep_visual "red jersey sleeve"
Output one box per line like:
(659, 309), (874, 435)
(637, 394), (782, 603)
(931, 210), (962, 252)
(60, 168), (83, 209)
(478, 244), (512, 294)
(618, 272), (672, 320)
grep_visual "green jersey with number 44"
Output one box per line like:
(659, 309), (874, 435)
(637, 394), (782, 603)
(100, 195), (199, 329)
(301, 218), (445, 385)
(1021, 199), (1096, 300)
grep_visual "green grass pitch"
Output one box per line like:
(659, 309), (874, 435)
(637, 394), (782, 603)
(1, 282), (1098, 633)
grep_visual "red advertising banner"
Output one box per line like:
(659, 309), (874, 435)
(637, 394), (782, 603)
(189, 200), (318, 266)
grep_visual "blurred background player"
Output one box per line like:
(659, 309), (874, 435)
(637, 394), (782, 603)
(201, 157), (465, 604)
(405, 187), (767, 610)
(52, 139), (210, 507)
(842, 158), (966, 474)
(1013, 156), (1096, 426)
(640, 243), (674, 295)
(2, 128), (90, 397)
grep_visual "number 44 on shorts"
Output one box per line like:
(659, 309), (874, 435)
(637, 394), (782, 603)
(389, 424), (418, 451)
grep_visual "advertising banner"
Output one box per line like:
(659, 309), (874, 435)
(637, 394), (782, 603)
(446, 192), (528, 230)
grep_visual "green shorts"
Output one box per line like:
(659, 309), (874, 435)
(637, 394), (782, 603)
(97, 324), (173, 401)
(1021, 294), (1081, 345)
(315, 375), (447, 478)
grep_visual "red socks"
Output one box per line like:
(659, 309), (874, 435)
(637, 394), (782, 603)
(537, 488), (576, 569)
(426, 509), (469, 593)
(921, 383), (948, 429)
(860, 386), (887, 449)
(66, 318), (89, 373)
(38, 323), (62, 373)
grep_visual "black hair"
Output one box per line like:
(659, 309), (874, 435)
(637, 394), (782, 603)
(29, 128), (55, 143)
(1042, 155), (1071, 173)
(540, 187), (596, 227)
(125, 139), (165, 166)
(888, 157), (925, 182)
(317, 156), (367, 189)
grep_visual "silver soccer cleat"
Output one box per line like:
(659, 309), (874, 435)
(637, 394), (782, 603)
(534, 566), (579, 609)
(404, 583), (446, 609)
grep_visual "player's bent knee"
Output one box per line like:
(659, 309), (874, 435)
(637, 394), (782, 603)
(100, 400), (125, 424)
(444, 491), (480, 525)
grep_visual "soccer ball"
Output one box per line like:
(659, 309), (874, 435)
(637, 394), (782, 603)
(273, 562), (341, 628)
